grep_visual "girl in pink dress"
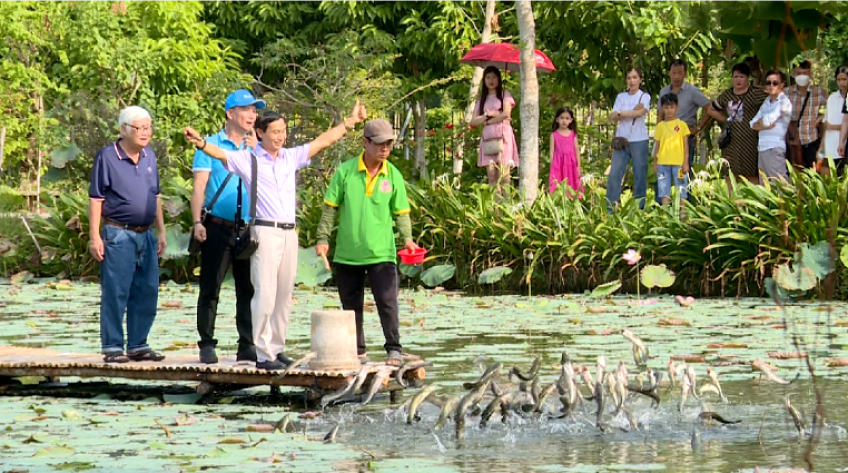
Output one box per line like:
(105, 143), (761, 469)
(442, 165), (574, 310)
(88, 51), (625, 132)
(470, 66), (519, 189)
(548, 107), (583, 197)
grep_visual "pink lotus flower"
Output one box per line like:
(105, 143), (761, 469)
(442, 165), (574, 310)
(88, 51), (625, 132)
(622, 249), (641, 266)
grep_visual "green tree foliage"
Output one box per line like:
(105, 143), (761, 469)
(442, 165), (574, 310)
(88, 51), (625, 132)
(536, 1), (718, 105)
(0, 1), (248, 180)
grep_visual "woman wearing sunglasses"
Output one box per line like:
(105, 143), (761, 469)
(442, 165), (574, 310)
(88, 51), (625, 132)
(749, 69), (793, 182)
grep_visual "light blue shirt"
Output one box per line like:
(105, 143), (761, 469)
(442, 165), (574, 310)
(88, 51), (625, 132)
(192, 130), (251, 222)
(749, 93), (793, 152)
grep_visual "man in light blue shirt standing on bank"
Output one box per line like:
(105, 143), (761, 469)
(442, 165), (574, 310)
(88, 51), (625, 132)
(191, 90), (264, 364)
(750, 69), (793, 182)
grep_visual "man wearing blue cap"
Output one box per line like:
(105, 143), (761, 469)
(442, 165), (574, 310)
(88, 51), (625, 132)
(191, 89), (265, 364)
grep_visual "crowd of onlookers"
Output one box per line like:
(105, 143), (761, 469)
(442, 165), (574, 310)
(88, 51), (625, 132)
(471, 59), (848, 210)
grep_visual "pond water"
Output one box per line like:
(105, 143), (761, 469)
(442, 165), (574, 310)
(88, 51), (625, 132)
(1, 279), (847, 472)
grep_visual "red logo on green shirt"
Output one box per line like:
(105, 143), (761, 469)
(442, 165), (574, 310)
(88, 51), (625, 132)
(380, 179), (392, 193)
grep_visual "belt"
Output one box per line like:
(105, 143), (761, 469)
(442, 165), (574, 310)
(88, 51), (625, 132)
(254, 219), (296, 230)
(104, 218), (150, 233)
(204, 215), (236, 228)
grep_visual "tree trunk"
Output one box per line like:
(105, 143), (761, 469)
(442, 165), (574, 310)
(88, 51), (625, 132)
(455, 0), (497, 177)
(413, 98), (427, 180)
(516, 0), (539, 204)
(0, 126), (6, 175)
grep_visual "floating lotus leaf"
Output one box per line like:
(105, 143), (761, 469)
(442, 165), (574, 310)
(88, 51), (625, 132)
(420, 264), (456, 287)
(162, 225), (191, 260)
(640, 264), (675, 289)
(798, 241), (833, 280)
(295, 247), (332, 287)
(398, 263), (422, 278)
(773, 263), (816, 292)
(49, 144), (81, 169)
(477, 266), (513, 285)
(589, 280), (621, 298)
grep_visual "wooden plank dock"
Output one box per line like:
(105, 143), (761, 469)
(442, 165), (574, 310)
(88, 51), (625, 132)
(0, 346), (425, 399)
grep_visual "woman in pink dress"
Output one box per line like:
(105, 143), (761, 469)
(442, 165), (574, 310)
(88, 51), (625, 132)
(470, 66), (519, 189)
(548, 106), (583, 197)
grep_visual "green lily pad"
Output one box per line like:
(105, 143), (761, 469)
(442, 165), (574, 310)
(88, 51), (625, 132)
(295, 247), (332, 287)
(798, 241), (833, 280)
(477, 266), (513, 285)
(50, 144), (82, 169)
(33, 445), (76, 457)
(162, 225), (191, 260)
(841, 245), (848, 268)
(420, 264), (456, 287)
(774, 263), (816, 292)
(640, 264), (675, 289)
(398, 263), (422, 278)
(589, 280), (622, 298)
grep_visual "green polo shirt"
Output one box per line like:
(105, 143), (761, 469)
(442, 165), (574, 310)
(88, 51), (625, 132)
(324, 154), (410, 265)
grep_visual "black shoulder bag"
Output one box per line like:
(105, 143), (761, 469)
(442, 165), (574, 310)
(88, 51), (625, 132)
(188, 172), (234, 255)
(234, 153), (259, 260)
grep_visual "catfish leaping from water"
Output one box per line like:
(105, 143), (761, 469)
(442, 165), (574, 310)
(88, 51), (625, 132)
(621, 329), (650, 366)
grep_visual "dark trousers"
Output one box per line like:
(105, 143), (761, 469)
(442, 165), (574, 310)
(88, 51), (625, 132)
(801, 140), (821, 169)
(196, 218), (254, 355)
(335, 262), (402, 355)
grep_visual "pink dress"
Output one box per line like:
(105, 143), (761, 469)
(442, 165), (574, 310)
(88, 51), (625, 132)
(477, 90), (519, 168)
(548, 130), (583, 197)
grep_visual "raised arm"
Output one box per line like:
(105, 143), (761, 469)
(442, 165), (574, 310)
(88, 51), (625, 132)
(308, 100), (368, 158)
(185, 128), (228, 166)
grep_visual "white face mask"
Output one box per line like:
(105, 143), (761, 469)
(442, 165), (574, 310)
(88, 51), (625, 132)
(794, 74), (811, 87)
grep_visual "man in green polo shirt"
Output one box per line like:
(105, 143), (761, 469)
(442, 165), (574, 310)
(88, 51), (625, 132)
(316, 118), (419, 366)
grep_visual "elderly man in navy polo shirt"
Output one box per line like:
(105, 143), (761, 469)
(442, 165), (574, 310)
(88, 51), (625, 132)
(88, 106), (167, 364)
(191, 90), (264, 364)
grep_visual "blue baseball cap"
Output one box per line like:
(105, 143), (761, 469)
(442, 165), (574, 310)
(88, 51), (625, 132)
(224, 89), (266, 112)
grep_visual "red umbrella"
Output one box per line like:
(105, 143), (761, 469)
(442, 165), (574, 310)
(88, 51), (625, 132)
(460, 43), (556, 73)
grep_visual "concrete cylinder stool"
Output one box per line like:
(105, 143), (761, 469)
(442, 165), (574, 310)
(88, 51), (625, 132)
(309, 310), (361, 371)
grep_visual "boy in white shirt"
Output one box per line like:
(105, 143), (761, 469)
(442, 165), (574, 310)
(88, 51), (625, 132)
(750, 69), (793, 181)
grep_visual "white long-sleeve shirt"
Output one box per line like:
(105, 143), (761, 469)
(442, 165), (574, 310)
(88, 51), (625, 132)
(749, 93), (792, 152)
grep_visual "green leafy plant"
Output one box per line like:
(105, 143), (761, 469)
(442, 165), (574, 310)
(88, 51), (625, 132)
(419, 264), (456, 288)
(590, 281), (622, 298)
(477, 266), (513, 285)
(296, 247), (333, 287)
(640, 264), (676, 290)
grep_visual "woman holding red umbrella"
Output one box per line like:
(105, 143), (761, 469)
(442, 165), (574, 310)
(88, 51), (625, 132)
(470, 66), (519, 190)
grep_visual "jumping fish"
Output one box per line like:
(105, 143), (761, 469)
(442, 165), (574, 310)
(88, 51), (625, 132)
(321, 365), (369, 407)
(323, 424), (339, 443)
(700, 368), (728, 403)
(530, 382), (559, 413)
(698, 411), (741, 425)
(463, 362), (503, 389)
(480, 394), (507, 426)
(512, 357), (541, 382)
(595, 355), (607, 385)
(785, 395), (806, 436)
(622, 329), (650, 366)
(396, 361), (430, 388)
(280, 352), (317, 378)
(626, 383), (661, 407)
(667, 359), (679, 389)
(592, 381), (605, 428)
(686, 365), (700, 400)
(434, 395), (459, 431)
(360, 366), (394, 406)
(580, 366), (595, 396)
(274, 413), (293, 433)
(752, 360), (793, 385)
(679, 372), (691, 413)
(407, 384), (438, 424)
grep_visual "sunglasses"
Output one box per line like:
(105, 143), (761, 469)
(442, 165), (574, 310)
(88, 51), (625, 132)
(765, 80), (782, 86)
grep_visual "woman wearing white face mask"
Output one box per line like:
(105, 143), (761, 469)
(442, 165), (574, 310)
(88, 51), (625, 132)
(787, 60), (828, 169)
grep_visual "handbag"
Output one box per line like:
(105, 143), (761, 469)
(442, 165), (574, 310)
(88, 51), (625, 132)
(786, 91), (810, 167)
(610, 92), (645, 151)
(718, 126), (731, 149)
(188, 172), (234, 255)
(481, 121), (505, 156)
(234, 153), (259, 260)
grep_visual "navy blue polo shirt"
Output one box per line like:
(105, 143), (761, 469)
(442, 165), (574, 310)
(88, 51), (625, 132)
(89, 140), (160, 227)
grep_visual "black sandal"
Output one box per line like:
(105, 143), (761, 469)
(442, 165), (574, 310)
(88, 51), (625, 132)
(103, 353), (130, 364)
(127, 349), (166, 362)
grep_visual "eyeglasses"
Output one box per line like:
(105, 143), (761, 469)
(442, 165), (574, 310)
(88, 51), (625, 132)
(765, 80), (781, 86)
(126, 124), (154, 133)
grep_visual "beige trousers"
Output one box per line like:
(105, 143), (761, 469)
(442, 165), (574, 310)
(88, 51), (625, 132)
(249, 226), (298, 362)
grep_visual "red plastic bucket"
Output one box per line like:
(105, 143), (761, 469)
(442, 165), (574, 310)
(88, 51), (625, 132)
(398, 248), (427, 265)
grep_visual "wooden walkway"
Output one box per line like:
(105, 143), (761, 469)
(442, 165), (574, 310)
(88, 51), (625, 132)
(0, 346), (425, 397)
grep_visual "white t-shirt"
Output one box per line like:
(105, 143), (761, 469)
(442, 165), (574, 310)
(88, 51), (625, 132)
(824, 91), (845, 160)
(613, 90), (651, 141)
